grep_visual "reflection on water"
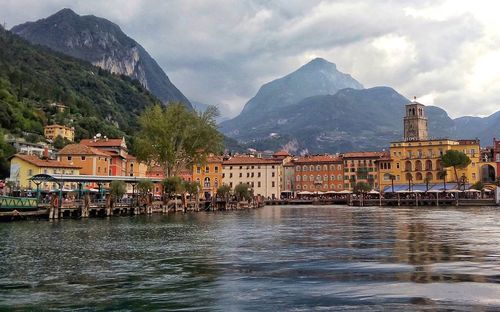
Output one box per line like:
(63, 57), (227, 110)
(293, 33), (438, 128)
(1, 206), (500, 311)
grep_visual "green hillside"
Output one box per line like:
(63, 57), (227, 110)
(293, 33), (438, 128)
(0, 26), (160, 142)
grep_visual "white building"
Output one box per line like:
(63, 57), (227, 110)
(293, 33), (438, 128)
(222, 155), (282, 199)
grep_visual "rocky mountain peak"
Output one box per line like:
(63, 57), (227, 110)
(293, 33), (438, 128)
(12, 9), (192, 109)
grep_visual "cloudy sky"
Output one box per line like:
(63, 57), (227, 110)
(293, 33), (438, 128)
(2, 0), (500, 118)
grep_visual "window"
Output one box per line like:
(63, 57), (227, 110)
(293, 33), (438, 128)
(330, 165), (335, 170)
(303, 165), (307, 171)
(81, 156), (86, 161)
(204, 177), (211, 188)
(230, 173), (233, 178)
(296, 166), (301, 171)
(258, 172), (261, 178)
(251, 172), (254, 177)
(222, 173), (225, 178)
(258, 181), (261, 187)
(337, 165), (341, 170)
(230, 182), (233, 188)
(215, 166), (219, 173)
(310, 175), (314, 181)
(67, 156), (72, 161)
(297, 185), (301, 190)
(324, 175), (328, 181)
(239, 166), (243, 169)
(296, 175), (301, 181)
(28, 169), (33, 176)
(239, 173), (242, 178)
(271, 172), (275, 177)
(303, 185), (308, 190)
(331, 175), (335, 180)
(337, 175), (342, 180)
(310, 165), (314, 171)
(272, 181), (275, 187)
(303, 175), (308, 181)
(205, 166), (209, 174)
(247, 173), (250, 178)
(197, 166), (201, 174)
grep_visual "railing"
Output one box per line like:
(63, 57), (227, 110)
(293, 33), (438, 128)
(0, 196), (39, 210)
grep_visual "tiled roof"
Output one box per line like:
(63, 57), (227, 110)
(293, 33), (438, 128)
(223, 156), (281, 165)
(206, 156), (223, 163)
(58, 144), (110, 157)
(342, 151), (386, 158)
(294, 155), (342, 164)
(273, 150), (290, 157)
(80, 138), (125, 147)
(13, 154), (81, 169)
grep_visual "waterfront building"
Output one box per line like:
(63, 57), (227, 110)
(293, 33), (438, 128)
(6, 138), (56, 158)
(58, 144), (110, 176)
(192, 156), (223, 199)
(342, 152), (385, 190)
(294, 155), (344, 192)
(282, 162), (296, 196)
(124, 155), (148, 177)
(379, 99), (481, 191)
(493, 138), (500, 180)
(81, 137), (128, 176)
(222, 155), (282, 199)
(44, 124), (75, 142)
(8, 154), (80, 190)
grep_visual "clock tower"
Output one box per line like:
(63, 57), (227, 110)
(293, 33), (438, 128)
(404, 97), (428, 141)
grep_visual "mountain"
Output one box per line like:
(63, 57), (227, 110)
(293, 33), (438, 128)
(229, 87), (455, 153)
(220, 58), (363, 136)
(454, 111), (500, 145)
(220, 57), (456, 153)
(11, 8), (192, 109)
(0, 26), (158, 142)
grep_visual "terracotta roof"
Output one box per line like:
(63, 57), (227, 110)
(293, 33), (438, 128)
(223, 156), (282, 165)
(206, 156), (223, 163)
(342, 151), (386, 158)
(58, 144), (110, 157)
(13, 154), (81, 169)
(273, 150), (290, 157)
(80, 138), (125, 148)
(294, 155), (342, 164)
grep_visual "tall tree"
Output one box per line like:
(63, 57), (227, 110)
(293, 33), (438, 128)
(353, 181), (371, 194)
(134, 103), (223, 177)
(441, 150), (471, 183)
(234, 183), (253, 201)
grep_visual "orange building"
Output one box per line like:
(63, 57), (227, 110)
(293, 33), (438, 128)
(342, 151), (386, 190)
(193, 156), (223, 198)
(58, 144), (110, 176)
(125, 155), (148, 177)
(81, 137), (128, 176)
(294, 155), (344, 192)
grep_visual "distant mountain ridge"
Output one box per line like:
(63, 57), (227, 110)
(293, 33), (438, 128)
(12, 8), (192, 109)
(220, 58), (498, 153)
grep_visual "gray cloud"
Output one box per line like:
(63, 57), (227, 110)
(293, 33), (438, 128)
(2, 0), (500, 118)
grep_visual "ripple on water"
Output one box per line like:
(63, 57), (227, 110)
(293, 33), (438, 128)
(1, 206), (500, 311)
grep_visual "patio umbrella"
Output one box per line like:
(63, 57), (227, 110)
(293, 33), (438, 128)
(464, 189), (481, 193)
(368, 190), (380, 194)
(337, 190), (352, 194)
(325, 191), (337, 194)
(298, 191), (313, 195)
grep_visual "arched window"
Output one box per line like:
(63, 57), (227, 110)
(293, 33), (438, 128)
(296, 175), (301, 181)
(203, 177), (210, 188)
(214, 178), (219, 188)
(330, 175), (335, 181)
(436, 159), (443, 170)
(310, 175), (314, 181)
(415, 160), (422, 171)
(337, 174), (342, 180)
(310, 165), (314, 171)
(303, 165), (307, 171)
(426, 172), (433, 181)
(323, 184), (328, 189)
(425, 160), (433, 171)
(405, 161), (412, 172)
(416, 172), (423, 181)
(331, 184), (336, 189)
(296, 166), (301, 172)
(316, 165), (321, 171)
(330, 165), (335, 170)
(303, 185), (308, 190)
(323, 165), (328, 171)
(323, 175), (328, 181)
(405, 172), (413, 181)
(296, 185), (301, 190)
(303, 175), (308, 181)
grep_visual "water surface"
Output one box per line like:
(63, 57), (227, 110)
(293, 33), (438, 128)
(1, 205), (500, 311)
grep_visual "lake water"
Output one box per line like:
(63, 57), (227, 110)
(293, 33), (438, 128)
(1, 205), (500, 311)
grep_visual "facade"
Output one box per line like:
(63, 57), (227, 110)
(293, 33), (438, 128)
(494, 138), (500, 179)
(380, 139), (481, 190)
(342, 152), (385, 190)
(125, 155), (148, 177)
(294, 155), (344, 192)
(222, 156), (282, 199)
(6, 138), (56, 158)
(9, 154), (81, 190)
(81, 137), (128, 176)
(282, 162), (296, 194)
(58, 144), (110, 176)
(44, 124), (75, 142)
(193, 156), (223, 198)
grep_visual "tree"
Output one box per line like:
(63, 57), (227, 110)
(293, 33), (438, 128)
(388, 174), (396, 193)
(424, 176), (431, 192)
(471, 181), (484, 190)
(441, 150), (471, 183)
(0, 129), (15, 178)
(217, 184), (232, 201)
(52, 135), (70, 150)
(134, 103), (223, 177)
(109, 180), (126, 201)
(234, 183), (253, 201)
(137, 179), (154, 195)
(162, 176), (182, 198)
(183, 180), (200, 207)
(353, 181), (371, 194)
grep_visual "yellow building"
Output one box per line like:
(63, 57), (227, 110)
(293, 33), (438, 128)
(378, 99), (480, 191)
(125, 155), (148, 177)
(8, 154), (81, 190)
(379, 139), (481, 191)
(192, 156), (223, 198)
(44, 124), (75, 142)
